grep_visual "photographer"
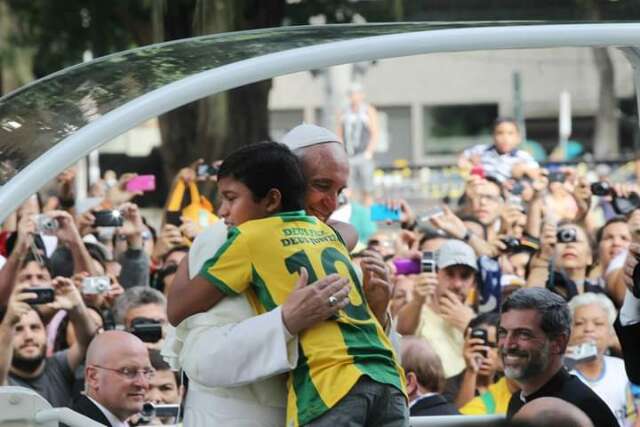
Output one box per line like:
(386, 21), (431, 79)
(113, 287), (167, 350)
(0, 277), (97, 407)
(444, 312), (501, 409)
(397, 240), (478, 378)
(527, 221), (607, 301)
(568, 293), (634, 426)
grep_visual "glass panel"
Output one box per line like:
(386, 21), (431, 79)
(0, 22), (520, 185)
(422, 103), (498, 155)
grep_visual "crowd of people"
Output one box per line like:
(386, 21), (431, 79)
(1, 116), (640, 427)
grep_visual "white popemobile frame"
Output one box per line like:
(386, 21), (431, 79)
(0, 23), (639, 223)
(0, 23), (639, 427)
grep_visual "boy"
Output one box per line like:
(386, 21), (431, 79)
(187, 142), (407, 426)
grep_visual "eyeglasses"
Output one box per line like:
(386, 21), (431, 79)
(92, 365), (155, 380)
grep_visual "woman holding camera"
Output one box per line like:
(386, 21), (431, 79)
(527, 221), (608, 301)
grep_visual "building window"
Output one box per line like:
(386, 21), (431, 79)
(423, 104), (498, 155)
(269, 109), (304, 142)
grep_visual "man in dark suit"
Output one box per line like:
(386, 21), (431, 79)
(70, 331), (152, 427)
(401, 336), (459, 416)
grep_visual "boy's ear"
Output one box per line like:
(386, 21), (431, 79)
(264, 188), (282, 214)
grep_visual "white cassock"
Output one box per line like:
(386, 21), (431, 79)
(162, 221), (298, 427)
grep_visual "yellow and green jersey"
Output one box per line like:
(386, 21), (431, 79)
(199, 210), (406, 426)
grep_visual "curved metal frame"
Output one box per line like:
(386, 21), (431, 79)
(1, 22), (639, 221)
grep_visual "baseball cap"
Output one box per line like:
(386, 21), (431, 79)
(437, 239), (478, 271)
(281, 123), (341, 151)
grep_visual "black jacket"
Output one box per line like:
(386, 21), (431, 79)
(410, 394), (460, 417)
(63, 394), (111, 426)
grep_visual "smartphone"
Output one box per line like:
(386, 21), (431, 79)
(126, 175), (156, 192)
(393, 258), (421, 275)
(197, 164), (219, 178)
(22, 287), (55, 305)
(470, 328), (488, 358)
(421, 251), (436, 273)
(93, 210), (124, 227)
(421, 206), (444, 222)
(370, 204), (400, 222)
(165, 211), (182, 227)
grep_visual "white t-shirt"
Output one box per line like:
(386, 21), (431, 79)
(573, 356), (635, 426)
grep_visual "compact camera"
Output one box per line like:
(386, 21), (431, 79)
(557, 228), (577, 243)
(35, 215), (58, 234)
(564, 342), (598, 369)
(93, 210), (123, 227)
(141, 402), (180, 419)
(81, 276), (110, 295)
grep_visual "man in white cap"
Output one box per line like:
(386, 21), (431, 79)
(164, 123), (397, 426)
(397, 239), (478, 378)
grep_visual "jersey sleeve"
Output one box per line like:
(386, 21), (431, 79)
(199, 227), (251, 296)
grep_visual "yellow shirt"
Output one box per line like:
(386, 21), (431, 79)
(200, 211), (406, 426)
(460, 377), (513, 415)
(417, 305), (465, 378)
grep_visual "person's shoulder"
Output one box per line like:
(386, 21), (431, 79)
(604, 355), (628, 376)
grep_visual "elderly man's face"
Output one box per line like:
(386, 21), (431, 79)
(87, 340), (152, 420)
(300, 144), (349, 222)
(498, 309), (553, 382)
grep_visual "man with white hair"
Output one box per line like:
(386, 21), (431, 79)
(568, 292), (635, 426)
(164, 124), (397, 426)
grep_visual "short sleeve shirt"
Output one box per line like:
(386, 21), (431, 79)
(9, 350), (74, 408)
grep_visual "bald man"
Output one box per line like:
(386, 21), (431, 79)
(513, 397), (594, 427)
(71, 331), (152, 427)
(401, 336), (458, 417)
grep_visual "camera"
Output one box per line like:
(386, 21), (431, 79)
(93, 210), (123, 227)
(421, 251), (436, 273)
(197, 164), (219, 178)
(564, 342), (598, 369)
(557, 228), (577, 243)
(81, 276), (110, 295)
(22, 287), (55, 305)
(141, 402), (180, 419)
(501, 236), (520, 251)
(590, 182), (611, 197)
(35, 215), (58, 234)
(130, 317), (163, 343)
(612, 192), (640, 216)
(548, 171), (565, 183)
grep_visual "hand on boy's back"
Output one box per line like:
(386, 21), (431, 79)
(281, 268), (351, 335)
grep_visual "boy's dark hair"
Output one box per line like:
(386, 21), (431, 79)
(218, 142), (305, 212)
